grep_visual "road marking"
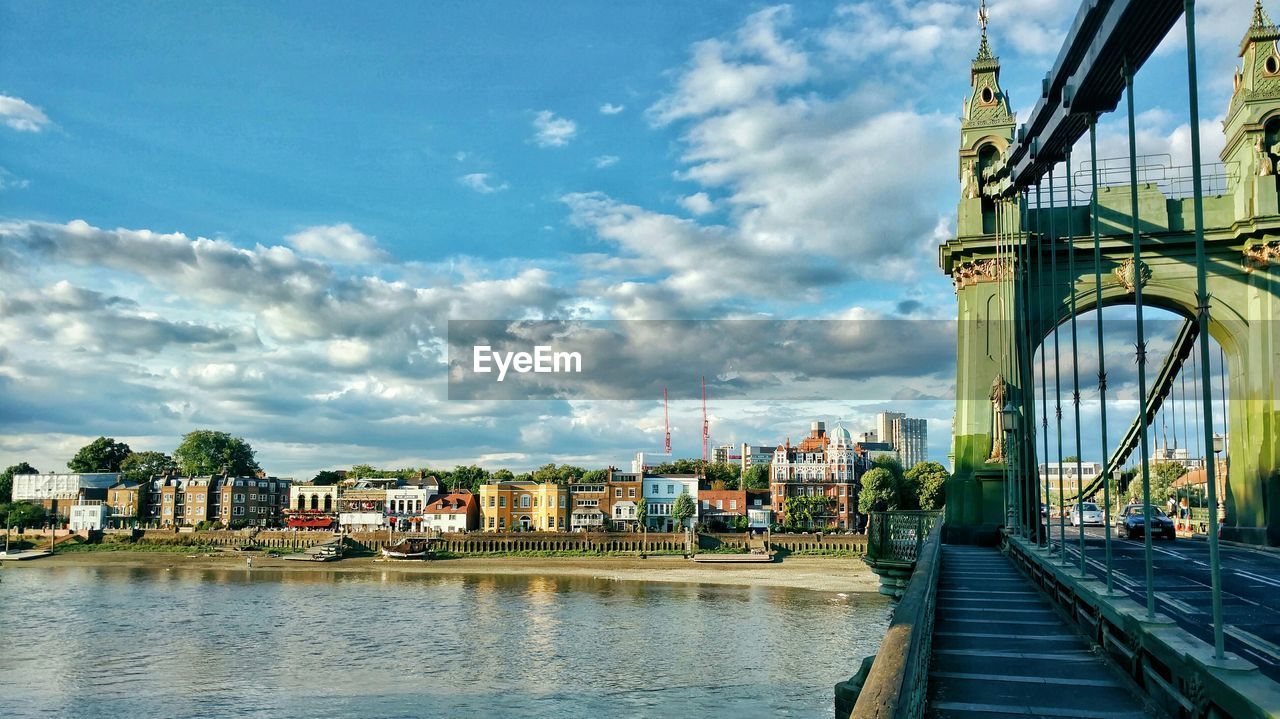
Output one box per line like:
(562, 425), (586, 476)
(1225, 627), (1280, 663)
(1233, 569), (1280, 588)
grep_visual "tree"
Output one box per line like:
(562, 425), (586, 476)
(704, 461), (740, 489)
(858, 467), (897, 514)
(451, 465), (490, 494)
(530, 463), (587, 485)
(0, 462), (38, 504)
(785, 494), (834, 530)
(68, 437), (132, 473)
(906, 461), (949, 511)
(311, 470), (344, 486)
(635, 497), (648, 528)
(671, 491), (696, 529)
(120, 451), (177, 483)
(491, 468), (516, 482)
(0, 501), (46, 529)
(173, 430), (261, 476)
(1149, 462), (1187, 507)
(742, 463), (770, 490)
(581, 468), (609, 484)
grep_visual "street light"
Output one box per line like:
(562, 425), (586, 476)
(1212, 433), (1226, 521)
(1002, 402), (1019, 531)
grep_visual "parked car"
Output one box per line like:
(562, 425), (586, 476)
(1070, 502), (1104, 526)
(1115, 504), (1176, 540)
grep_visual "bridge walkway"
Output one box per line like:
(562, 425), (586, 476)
(926, 545), (1153, 718)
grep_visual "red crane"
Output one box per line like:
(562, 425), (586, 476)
(663, 388), (671, 455)
(701, 375), (709, 462)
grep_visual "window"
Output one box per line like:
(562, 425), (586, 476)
(488, 517), (495, 528)
(520, 495), (530, 508)
(234, 494), (245, 503)
(232, 506), (244, 516)
(499, 497), (506, 508)
(716, 500), (723, 510)
(499, 518), (506, 530)
(559, 496), (566, 508)
(629, 488), (636, 498)
(729, 500), (737, 510)
(489, 496), (496, 507)
(667, 484), (674, 494)
(651, 484), (658, 494)
(615, 488), (622, 498)
(701, 500), (710, 509)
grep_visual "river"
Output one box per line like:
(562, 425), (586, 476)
(0, 564), (889, 718)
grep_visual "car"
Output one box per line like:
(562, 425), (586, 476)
(1070, 502), (1104, 526)
(1115, 504), (1176, 540)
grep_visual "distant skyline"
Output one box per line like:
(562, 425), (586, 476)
(0, 1), (1255, 477)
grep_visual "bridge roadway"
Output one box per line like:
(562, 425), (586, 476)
(1044, 526), (1280, 682)
(926, 545), (1153, 718)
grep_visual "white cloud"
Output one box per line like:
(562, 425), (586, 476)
(592, 155), (620, 169)
(0, 94), (50, 132)
(0, 166), (29, 190)
(599, 103), (625, 115)
(285, 223), (385, 263)
(647, 6), (810, 125)
(532, 110), (578, 147)
(458, 172), (510, 193)
(679, 192), (715, 215)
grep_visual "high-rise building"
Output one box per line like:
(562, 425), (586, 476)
(712, 444), (734, 464)
(893, 417), (928, 470)
(739, 444), (774, 473)
(875, 411), (927, 470)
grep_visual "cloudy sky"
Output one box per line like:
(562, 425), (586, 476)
(0, 0), (1252, 478)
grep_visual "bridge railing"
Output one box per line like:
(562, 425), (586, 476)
(865, 511), (941, 564)
(839, 519), (943, 719)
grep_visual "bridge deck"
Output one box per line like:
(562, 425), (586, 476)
(926, 545), (1152, 718)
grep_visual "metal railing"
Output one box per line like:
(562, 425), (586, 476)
(866, 511), (942, 563)
(845, 521), (943, 719)
(1025, 154), (1238, 207)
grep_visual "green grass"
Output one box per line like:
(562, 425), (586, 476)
(783, 549), (865, 557)
(56, 541), (223, 554)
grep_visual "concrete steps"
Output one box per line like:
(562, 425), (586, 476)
(926, 545), (1152, 719)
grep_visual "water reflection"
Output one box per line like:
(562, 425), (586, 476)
(0, 566), (889, 718)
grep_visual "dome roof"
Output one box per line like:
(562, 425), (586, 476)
(830, 423), (852, 446)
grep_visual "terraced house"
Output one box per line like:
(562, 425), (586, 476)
(479, 480), (569, 531)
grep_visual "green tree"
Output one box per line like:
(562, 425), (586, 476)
(1149, 462), (1187, 507)
(905, 461), (949, 511)
(635, 497), (648, 527)
(451, 465), (490, 494)
(491, 468), (515, 482)
(311, 470), (344, 486)
(671, 491), (696, 529)
(742, 463), (771, 490)
(0, 462), (38, 504)
(173, 430), (261, 476)
(0, 501), (46, 529)
(120, 451), (176, 483)
(68, 437), (132, 473)
(581, 468), (609, 484)
(530, 463), (587, 485)
(704, 461), (741, 489)
(858, 467), (897, 514)
(785, 494), (834, 530)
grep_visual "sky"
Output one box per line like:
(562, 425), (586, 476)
(0, 0), (1256, 479)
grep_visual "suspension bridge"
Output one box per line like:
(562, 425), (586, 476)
(844, 1), (1280, 717)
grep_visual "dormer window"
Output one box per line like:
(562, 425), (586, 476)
(980, 86), (995, 104)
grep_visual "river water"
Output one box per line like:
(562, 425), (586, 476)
(0, 565), (889, 718)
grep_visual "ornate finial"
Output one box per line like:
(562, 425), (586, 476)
(1254, 0), (1273, 29)
(976, 0), (993, 60)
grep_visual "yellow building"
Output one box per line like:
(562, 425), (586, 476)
(479, 481), (569, 531)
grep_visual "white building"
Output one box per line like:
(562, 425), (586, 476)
(874, 412), (928, 469)
(12, 473), (120, 502)
(1038, 461), (1105, 495)
(69, 501), (111, 531)
(422, 491), (477, 534)
(1152, 444), (1205, 471)
(338, 511), (386, 532)
(642, 474), (699, 531)
(631, 452), (672, 473)
(612, 500), (638, 527)
(386, 486), (432, 531)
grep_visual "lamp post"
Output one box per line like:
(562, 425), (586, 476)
(1002, 401), (1019, 531)
(1212, 433), (1225, 522)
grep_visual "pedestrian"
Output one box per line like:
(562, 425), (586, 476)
(246, 556), (253, 570)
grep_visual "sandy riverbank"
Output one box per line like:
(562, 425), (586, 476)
(5, 551), (882, 594)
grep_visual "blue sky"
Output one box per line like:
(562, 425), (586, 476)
(0, 0), (1255, 477)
